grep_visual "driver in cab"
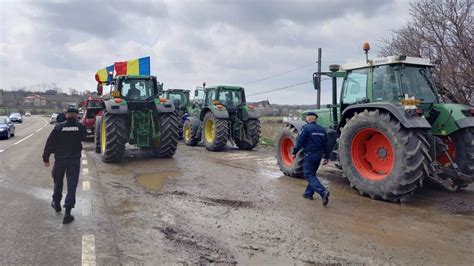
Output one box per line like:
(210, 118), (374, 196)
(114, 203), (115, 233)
(127, 83), (141, 99)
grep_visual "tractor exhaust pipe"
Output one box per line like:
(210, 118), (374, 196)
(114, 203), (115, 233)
(329, 64), (340, 126)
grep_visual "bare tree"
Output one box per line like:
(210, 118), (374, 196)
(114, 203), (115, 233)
(380, 0), (473, 104)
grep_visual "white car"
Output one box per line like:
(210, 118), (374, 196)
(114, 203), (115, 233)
(50, 113), (58, 124)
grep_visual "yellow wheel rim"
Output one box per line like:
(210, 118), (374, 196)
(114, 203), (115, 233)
(184, 123), (191, 141)
(204, 119), (215, 143)
(101, 117), (107, 153)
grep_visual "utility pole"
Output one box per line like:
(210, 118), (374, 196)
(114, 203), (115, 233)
(316, 48), (322, 109)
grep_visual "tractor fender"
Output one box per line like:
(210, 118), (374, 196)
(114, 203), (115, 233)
(242, 108), (260, 121)
(340, 103), (431, 131)
(155, 99), (176, 113)
(200, 107), (229, 120)
(104, 99), (128, 114)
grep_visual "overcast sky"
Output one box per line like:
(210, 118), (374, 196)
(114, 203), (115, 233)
(0, 0), (411, 104)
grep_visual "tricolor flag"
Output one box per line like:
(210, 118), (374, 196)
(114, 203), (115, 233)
(95, 65), (114, 83)
(114, 56), (150, 76)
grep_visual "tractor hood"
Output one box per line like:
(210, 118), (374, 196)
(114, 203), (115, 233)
(427, 104), (474, 136)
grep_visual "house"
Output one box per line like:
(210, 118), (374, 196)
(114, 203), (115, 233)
(24, 94), (47, 107)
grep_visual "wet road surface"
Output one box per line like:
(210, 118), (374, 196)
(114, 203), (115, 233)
(1, 115), (473, 264)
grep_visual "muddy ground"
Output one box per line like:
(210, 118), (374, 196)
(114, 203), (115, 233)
(85, 141), (474, 265)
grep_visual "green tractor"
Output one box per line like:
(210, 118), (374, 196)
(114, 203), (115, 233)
(94, 75), (179, 162)
(183, 84), (261, 151)
(276, 44), (473, 202)
(163, 89), (191, 140)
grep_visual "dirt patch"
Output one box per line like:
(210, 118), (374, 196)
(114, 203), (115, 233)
(135, 170), (181, 191)
(199, 197), (253, 208)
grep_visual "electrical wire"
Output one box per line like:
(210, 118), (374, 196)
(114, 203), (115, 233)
(243, 62), (316, 86)
(247, 77), (331, 97)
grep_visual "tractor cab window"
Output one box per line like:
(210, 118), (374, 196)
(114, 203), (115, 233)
(167, 93), (188, 107)
(205, 89), (216, 106)
(399, 66), (438, 103)
(218, 89), (242, 107)
(342, 68), (368, 104)
(373, 65), (400, 102)
(193, 89), (205, 106)
(121, 79), (155, 100)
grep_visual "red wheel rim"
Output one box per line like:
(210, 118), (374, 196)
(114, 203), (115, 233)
(351, 128), (395, 181)
(437, 136), (456, 166)
(280, 137), (294, 166)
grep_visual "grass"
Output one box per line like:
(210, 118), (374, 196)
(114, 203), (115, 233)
(259, 117), (284, 147)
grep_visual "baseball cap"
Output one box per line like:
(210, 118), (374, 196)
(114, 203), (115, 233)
(66, 107), (79, 113)
(306, 111), (319, 118)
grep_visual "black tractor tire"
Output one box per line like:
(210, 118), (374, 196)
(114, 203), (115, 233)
(276, 124), (304, 177)
(152, 112), (179, 158)
(235, 119), (262, 150)
(338, 109), (430, 202)
(202, 112), (228, 151)
(94, 117), (102, 153)
(100, 113), (127, 163)
(183, 119), (199, 146)
(449, 127), (474, 189)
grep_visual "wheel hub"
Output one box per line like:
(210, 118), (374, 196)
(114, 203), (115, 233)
(377, 147), (387, 159)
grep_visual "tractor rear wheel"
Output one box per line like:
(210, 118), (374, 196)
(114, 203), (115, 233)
(152, 112), (179, 158)
(202, 112), (228, 151)
(236, 119), (261, 150)
(94, 117), (102, 153)
(100, 113), (127, 163)
(276, 124), (304, 177)
(339, 109), (430, 202)
(438, 127), (474, 189)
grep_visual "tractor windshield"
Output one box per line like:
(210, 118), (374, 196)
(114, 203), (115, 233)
(167, 93), (189, 106)
(218, 89), (243, 107)
(399, 65), (438, 103)
(121, 79), (156, 100)
(372, 64), (438, 103)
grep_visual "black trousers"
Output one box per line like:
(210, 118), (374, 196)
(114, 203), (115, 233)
(51, 158), (80, 208)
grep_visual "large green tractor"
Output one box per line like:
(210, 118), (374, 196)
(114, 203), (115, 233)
(94, 75), (179, 163)
(163, 89), (191, 140)
(276, 45), (473, 202)
(183, 85), (261, 151)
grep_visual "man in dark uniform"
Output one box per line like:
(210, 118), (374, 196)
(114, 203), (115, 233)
(43, 107), (87, 224)
(292, 111), (331, 206)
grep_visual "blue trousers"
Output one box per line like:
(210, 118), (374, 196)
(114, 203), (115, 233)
(52, 158), (80, 208)
(303, 152), (326, 197)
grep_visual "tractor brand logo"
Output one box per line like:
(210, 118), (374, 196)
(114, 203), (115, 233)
(62, 127), (79, 132)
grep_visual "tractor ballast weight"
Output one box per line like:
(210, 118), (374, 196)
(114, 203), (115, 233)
(276, 47), (473, 202)
(183, 85), (261, 151)
(94, 75), (179, 162)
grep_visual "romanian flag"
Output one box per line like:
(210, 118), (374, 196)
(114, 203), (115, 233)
(95, 65), (114, 83)
(114, 56), (150, 76)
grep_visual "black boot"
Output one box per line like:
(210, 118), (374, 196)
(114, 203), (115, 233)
(63, 207), (75, 224)
(51, 201), (61, 213)
(322, 191), (330, 207)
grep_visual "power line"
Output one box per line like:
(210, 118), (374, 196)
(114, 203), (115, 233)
(247, 77), (331, 97)
(243, 62), (316, 86)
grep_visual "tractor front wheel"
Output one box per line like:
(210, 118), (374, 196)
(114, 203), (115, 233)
(338, 109), (430, 202)
(276, 124), (304, 177)
(235, 119), (261, 150)
(100, 113), (127, 163)
(152, 112), (179, 158)
(183, 119), (199, 146)
(202, 112), (228, 151)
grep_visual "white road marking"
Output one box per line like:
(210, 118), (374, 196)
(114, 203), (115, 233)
(82, 181), (91, 190)
(82, 160), (88, 165)
(81, 234), (96, 266)
(13, 133), (34, 145)
(83, 168), (89, 174)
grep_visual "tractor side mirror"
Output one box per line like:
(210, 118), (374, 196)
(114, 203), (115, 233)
(313, 73), (320, 90)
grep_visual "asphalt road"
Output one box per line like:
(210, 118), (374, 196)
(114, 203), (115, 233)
(0, 115), (473, 264)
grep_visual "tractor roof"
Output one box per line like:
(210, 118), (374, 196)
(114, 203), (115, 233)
(115, 75), (156, 79)
(341, 56), (434, 71)
(205, 85), (243, 90)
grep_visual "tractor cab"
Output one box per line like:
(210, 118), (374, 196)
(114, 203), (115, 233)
(164, 89), (190, 110)
(112, 75), (163, 111)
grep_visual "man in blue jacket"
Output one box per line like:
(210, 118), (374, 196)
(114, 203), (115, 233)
(292, 111), (331, 206)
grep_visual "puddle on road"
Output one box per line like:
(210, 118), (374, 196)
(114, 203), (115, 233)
(136, 170), (181, 191)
